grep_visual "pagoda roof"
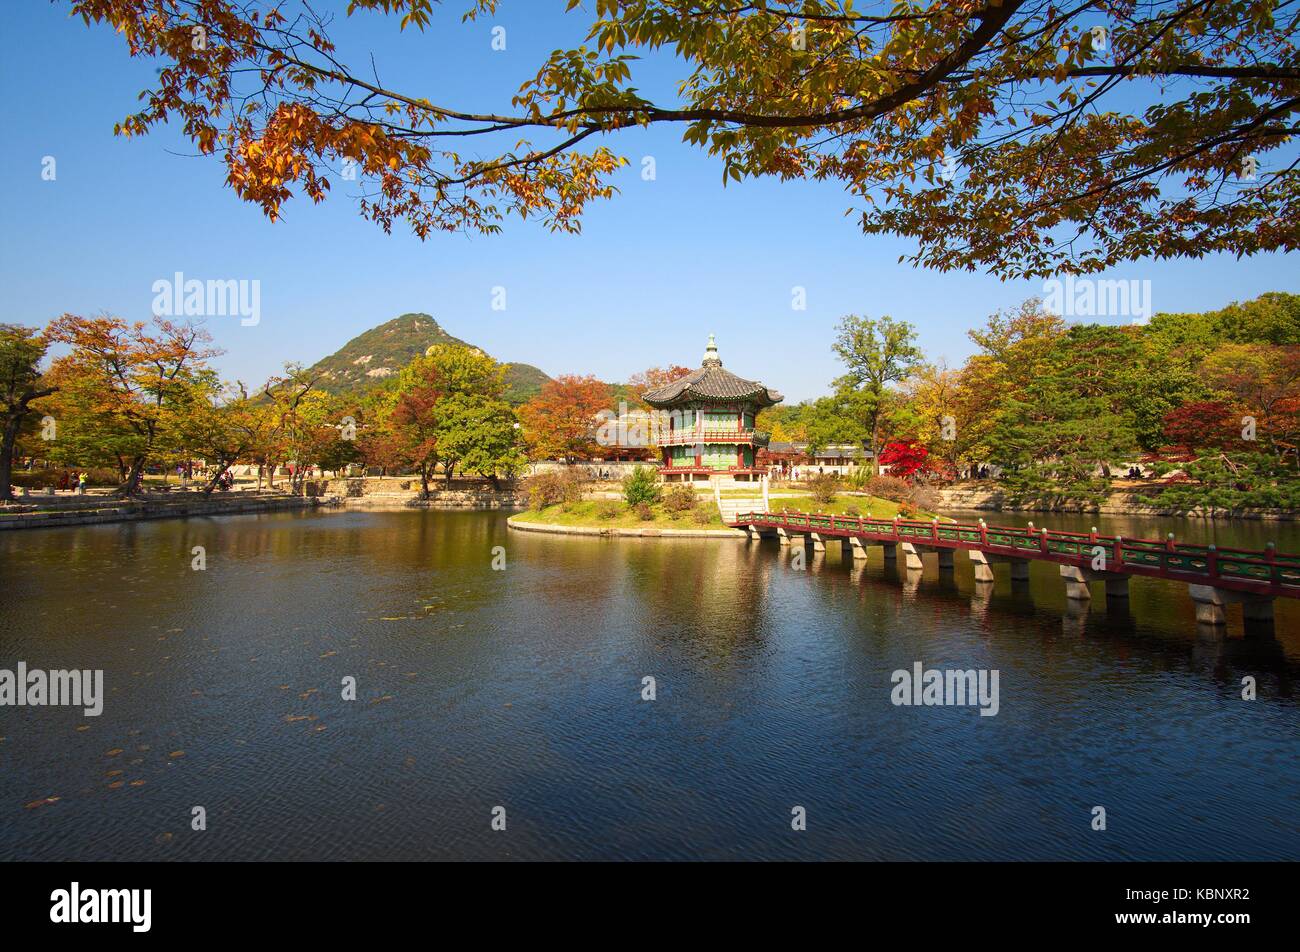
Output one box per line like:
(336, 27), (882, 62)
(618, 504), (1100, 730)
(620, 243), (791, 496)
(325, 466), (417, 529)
(641, 336), (783, 409)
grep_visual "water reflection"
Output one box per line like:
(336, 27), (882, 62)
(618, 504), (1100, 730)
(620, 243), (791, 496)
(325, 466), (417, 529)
(1, 509), (1296, 861)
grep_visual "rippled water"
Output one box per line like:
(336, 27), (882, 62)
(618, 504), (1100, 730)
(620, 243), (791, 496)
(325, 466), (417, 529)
(1, 509), (1297, 860)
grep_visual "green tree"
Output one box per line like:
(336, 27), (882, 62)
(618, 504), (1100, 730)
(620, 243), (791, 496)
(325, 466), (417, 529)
(385, 344), (522, 492)
(832, 315), (923, 474)
(0, 325), (57, 501)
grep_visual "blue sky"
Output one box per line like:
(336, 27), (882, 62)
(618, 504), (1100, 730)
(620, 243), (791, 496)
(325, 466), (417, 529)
(3, 1), (1296, 402)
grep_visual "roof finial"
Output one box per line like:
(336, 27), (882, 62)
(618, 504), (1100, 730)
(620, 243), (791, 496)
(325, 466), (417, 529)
(702, 333), (721, 367)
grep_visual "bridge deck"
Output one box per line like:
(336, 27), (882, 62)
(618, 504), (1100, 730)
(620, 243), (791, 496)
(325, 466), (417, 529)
(731, 512), (1300, 599)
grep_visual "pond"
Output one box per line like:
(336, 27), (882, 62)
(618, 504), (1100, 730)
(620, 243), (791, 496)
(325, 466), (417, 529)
(1, 509), (1296, 860)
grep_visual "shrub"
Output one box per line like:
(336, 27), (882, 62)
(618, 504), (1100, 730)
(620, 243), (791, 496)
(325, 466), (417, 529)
(867, 474), (910, 502)
(908, 485), (942, 514)
(898, 500), (919, 518)
(525, 468), (586, 509)
(843, 504), (861, 517)
(844, 468), (870, 492)
(662, 484), (697, 513)
(596, 501), (621, 520)
(807, 472), (840, 504)
(623, 466), (661, 507)
(634, 501), (654, 521)
(691, 506), (712, 525)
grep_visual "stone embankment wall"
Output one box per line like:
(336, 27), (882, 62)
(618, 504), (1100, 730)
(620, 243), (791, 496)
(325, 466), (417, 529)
(935, 488), (1297, 521)
(326, 478), (526, 509)
(0, 493), (323, 531)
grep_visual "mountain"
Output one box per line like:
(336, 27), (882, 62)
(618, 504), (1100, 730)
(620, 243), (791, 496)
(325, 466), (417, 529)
(306, 312), (551, 404)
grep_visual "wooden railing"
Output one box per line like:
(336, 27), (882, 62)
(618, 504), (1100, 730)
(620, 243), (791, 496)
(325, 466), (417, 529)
(731, 511), (1300, 596)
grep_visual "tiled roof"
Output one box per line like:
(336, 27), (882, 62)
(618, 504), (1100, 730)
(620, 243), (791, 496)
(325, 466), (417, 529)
(641, 337), (783, 408)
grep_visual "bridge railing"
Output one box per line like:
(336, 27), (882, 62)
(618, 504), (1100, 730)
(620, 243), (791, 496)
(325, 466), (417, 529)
(732, 511), (1300, 591)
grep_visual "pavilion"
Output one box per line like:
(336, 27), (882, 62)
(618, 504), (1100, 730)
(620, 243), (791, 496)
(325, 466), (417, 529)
(641, 335), (782, 483)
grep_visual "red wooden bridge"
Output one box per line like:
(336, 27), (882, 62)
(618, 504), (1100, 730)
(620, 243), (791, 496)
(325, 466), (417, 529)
(730, 511), (1299, 627)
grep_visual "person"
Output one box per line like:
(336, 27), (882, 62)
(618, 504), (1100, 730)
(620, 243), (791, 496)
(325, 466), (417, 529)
(59, 471), (70, 491)
(78, 471), (88, 494)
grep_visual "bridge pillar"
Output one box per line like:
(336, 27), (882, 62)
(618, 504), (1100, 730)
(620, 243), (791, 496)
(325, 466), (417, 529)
(969, 549), (1030, 581)
(1188, 585), (1275, 628)
(809, 532), (826, 552)
(936, 549), (955, 569)
(748, 525), (762, 542)
(1059, 565), (1093, 600)
(899, 542), (924, 571)
(968, 549), (995, 583)
(846, 537), (868, 560)
(777, 527), (791, 546)
(881, 543), (897, 561)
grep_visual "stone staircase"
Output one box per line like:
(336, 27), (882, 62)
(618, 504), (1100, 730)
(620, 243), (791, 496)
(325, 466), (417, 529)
(714, 494), (767, 525)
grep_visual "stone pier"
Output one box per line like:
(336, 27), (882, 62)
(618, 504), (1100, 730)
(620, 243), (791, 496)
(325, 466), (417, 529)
(898, 541), (925, 571)
(809, 532), (826, 553)
(967, 549), (1030, 583)
(1187, 584), (1275, 628)
(1059, 565), (1130, 601)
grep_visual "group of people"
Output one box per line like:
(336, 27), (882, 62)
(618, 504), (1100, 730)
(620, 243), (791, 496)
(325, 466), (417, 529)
(1124, 466), (1147, 480)
(55, 471), (89, 493)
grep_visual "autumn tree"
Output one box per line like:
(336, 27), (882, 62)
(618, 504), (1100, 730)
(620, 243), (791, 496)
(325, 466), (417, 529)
(67, 0), (1299, 277)
(45, 315), (220, 496)
(384, 344), (521, 492)
(518, 374), (612, 461)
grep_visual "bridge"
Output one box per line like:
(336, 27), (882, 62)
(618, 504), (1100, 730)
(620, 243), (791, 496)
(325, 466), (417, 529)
(730, 511), (1300, 628)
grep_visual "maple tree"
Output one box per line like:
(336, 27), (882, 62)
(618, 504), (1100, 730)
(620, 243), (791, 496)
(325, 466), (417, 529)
(66, 0), (1300, 278)
(1160, 399), (1241, 451)
(45, 315), (221, 496)
(382, 344), (522, 492)
(878, 439), (932, 479)
(518, 374), (612, 459)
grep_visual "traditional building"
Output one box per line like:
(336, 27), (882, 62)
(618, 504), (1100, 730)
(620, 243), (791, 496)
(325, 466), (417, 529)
(641, 335), (782, 483)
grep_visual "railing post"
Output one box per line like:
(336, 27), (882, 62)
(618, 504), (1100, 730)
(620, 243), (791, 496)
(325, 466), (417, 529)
(1089, 525), (1098, 544)
(1114, 535), (1124, 567)
(979, 518), (988, 546)
(1207, 544), (1218, 579)
(1265, 541), (1276, 585)
(932, 517), (940, 543)
(1165, 532), (1176, 552)
(893, 515), (900, 540)
(1040, 527), (1049, 554)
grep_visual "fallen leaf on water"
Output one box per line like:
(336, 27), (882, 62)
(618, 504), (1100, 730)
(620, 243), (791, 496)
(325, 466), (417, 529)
(105, 748), (124, 757)
(284, 715), (310, 723)
(129, 780), (146, 787)
(107, 781), (124, 790)
(321, 650), (337, 658)
(168, 751), (185, 759)
(105, 770), (123, 778)
(24, 796), (60, 810)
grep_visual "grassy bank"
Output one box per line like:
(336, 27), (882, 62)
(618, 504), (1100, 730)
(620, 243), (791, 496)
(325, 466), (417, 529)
(757, 493), (932, 520)
(515, 499), (728, 530)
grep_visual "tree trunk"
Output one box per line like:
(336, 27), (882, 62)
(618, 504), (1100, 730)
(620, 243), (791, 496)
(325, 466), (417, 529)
(118, 456), (146, 497)
(419, 463), (430, 498)
(203, 460), (232, 496)
(0, 415), (20, 502)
